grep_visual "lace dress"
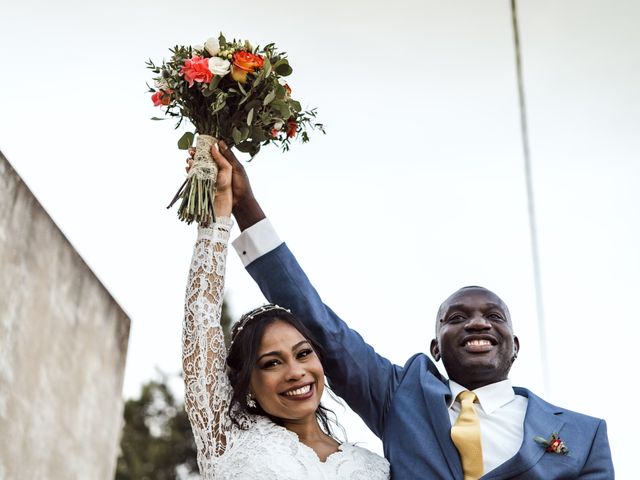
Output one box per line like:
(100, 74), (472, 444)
(183, 218), (390, 480)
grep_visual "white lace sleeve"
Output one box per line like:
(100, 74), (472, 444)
(183, 216), (234, 472)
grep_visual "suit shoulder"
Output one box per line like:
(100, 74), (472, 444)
(401, 352), (443, 378)
(516, 387), (606, 425)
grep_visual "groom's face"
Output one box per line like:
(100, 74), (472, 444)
(430, 287), (519, 390)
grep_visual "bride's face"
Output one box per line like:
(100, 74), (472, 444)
(250, 320), (324, 423)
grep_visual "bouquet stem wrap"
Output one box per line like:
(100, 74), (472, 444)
(168, 134), (219, 226)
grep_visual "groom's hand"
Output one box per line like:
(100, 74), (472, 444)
(217, 141), (266, 231)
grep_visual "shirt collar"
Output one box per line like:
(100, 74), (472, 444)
(448, 379), (516, 415)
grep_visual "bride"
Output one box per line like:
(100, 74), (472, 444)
(182, 143), (390, 479)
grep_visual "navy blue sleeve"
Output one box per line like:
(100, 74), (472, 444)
(246, 243), (402, 438)
(578, 419), (615, 479)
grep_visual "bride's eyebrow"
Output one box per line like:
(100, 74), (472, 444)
(292, 340), (311, 350)
(257, 341), (310, 361)
(257, 350), (281, 361)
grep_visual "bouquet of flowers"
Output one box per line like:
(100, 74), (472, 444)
(147, 33), (324, 225)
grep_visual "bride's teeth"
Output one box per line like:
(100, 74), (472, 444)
(285, 385), (311, 396)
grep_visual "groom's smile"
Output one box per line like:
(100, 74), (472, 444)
(461, 334), (497, 353)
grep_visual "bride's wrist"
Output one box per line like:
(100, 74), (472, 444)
(214, 196), (232, 217)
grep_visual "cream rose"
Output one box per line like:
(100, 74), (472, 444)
(204, 37), (220, 56)
(208, 57), (231, 76)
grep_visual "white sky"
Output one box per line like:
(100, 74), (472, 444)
(1, 0), (638, 476)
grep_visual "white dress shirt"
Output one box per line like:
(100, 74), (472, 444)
(448, 379), (528, 474)
(232, 218), (281, 266)
(232, 219), (529, 475)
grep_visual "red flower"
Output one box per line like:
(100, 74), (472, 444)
(151, 89), (173, 106)
(534, 433), (569, 456)
(283, 83), (292, 95)
(547, 439), (567, 454)
(271, 128), (280, 138)
(286, 119), (297, 138)
(180, 56), (213, 87)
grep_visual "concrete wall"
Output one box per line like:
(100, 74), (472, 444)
(0, 152), (130, 480)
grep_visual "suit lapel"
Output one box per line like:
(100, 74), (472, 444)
(420, 367), (463, 479)
(482, 388), (565, 479)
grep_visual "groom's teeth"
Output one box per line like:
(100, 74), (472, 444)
(466, 339), (491, 346)
(284, 385), (311, 396)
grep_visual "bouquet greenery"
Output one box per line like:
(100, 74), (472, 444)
(147, 33), (324, 225)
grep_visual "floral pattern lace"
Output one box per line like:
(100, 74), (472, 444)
(183, 218), (390, 479)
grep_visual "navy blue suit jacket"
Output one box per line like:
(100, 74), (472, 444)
(247, 243), (614, 479)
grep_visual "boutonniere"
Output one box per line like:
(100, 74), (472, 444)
(534, 433), (569, 455)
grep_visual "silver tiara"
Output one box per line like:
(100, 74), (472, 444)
(229, 304), (292, 348)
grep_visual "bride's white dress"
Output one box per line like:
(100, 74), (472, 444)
(183, 218), (390, 479)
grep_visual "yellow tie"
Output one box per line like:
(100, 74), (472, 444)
(451, 390), (484, 480)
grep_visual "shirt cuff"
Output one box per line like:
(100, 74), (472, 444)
(232, 218), (282, 267)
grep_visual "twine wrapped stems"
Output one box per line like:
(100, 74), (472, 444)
(167, 134), (219, 226)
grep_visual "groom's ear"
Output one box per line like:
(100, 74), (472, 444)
(430, 338), (441, 361)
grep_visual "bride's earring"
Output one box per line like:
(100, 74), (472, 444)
(246, 393), (256, 408)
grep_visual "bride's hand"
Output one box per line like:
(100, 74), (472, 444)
(210, 142), (233, 217)
(186, 144), (233, 217)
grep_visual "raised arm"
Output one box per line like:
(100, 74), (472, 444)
(218, 142), (402, 437)
(182, 144), (234, 472)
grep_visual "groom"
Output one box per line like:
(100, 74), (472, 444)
(214, 142), (614, 479)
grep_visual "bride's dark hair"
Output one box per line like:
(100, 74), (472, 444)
(226, 305), (342, 439)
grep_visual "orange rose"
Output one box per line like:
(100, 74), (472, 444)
(230, 65), (248, 83)
(180, 56), (213, 87)
(232, 51), (264, 72)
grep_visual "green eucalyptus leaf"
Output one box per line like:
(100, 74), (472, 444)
(271, 99), (291, 118)
(237, 82), (247, 96)
(231, 128), (242, 145)
(274, 62), (293, 76)
(235, 141), (255, 153)
(177, 131), (195, 150)
(251, 126), (267, 142)
(263, 90), (276, 106)
(249, 144), (261, 158)
(240, 126), (250, 142)
(212, 92), (227, 113)
(289, 100), (302, 112)
(263, 57), (272, 77)
(252, 72), (263, 88)
(209, 75), (222, 90)
(245, 99), (262, 111)
(247, 108), (254, 126)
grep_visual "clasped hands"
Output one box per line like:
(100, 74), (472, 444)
(187, 141), (265, 230)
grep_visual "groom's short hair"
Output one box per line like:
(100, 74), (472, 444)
(434, 286), (511, 336)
